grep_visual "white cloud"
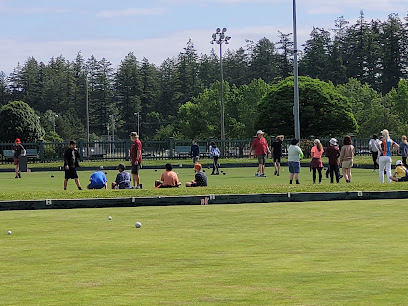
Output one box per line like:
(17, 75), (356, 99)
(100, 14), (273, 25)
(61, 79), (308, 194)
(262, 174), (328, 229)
(96, 8), (166, 18)
(0, 25), (312, 75)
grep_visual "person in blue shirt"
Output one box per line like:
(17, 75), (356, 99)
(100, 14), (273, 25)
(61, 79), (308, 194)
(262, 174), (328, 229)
(111, 163), (131, 189)
(378, 129), (399, 183)
(87, 167), (108, 189)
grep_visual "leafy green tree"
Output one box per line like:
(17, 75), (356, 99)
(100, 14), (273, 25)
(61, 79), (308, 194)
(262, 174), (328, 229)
(0, 71), (11, 106)
(0, 101), (44, 142)
(276, 31), (294, 78)
(336, 78), (381, 135)
(258, 77), (358, 138)
(248, 38), (281, 83)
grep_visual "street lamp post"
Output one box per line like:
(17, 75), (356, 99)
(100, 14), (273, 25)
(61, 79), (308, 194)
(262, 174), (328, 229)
(134, 112), (140, 136)
(211, 28), (231, 155)
(52, 114), (58, 133)
(293, 0), (301, 140)
(109, 115), (115, 155)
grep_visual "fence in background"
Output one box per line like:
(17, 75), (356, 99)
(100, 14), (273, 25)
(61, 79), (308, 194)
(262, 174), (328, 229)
(0, 138), (387, 163)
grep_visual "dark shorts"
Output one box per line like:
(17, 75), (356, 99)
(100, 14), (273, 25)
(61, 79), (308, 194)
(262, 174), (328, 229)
(257, 155), (266, 166)
(155, 181), (178, 188)
(289, 161), (301, 174)
(273, 155), (281, 163)
(131, 162), (141, 174)
(398, 176), (408, 182)
(13, 158), (19, 166)
(65, 168), (78, 179)
(87, 184), (105, 189)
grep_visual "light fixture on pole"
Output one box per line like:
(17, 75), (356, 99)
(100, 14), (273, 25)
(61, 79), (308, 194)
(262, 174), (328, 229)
(211, 27), (231, 155)
(52, 113), (58, 133)
(293, 0), (301, 140)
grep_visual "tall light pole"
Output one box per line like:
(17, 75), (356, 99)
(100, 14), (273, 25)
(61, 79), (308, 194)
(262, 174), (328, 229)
(293, 0), (301, 140)
(134, 112), (140, 136)
(52, 113), (58, 133)
(211, 28), (231, 154)
(109, 114), (115, 155)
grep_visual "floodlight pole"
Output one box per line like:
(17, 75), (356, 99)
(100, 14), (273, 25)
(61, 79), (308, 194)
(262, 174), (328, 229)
(85, 73), (90, 157)
(211, 28), (231, 156)
(293, 0), (301, 140)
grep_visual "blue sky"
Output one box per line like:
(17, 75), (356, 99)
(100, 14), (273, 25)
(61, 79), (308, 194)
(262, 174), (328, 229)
(0, 0), (407, 74)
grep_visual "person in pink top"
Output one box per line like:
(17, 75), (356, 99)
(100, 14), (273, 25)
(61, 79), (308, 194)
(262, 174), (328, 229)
(249, 130), (270, 177)
(155, 163), (181, 188)
(130, 132), (142, 189)
(310, 139), (324, 184)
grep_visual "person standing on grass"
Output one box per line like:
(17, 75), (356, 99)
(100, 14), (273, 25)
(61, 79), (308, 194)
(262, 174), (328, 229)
(288, 138), (303, 184)
(339, 135), (355, 183)
(249, 130), (270, 177)
(190, 140), (200, 164)
(377, 129), (399, 183)
(271, 135), (284, 176)
(369, 134), (380, 172)
(130, 132), (142, 189)
(63, 140), (82, 190)
(399, 135), (408, 167)
(186, 163), (208, 187)
(310, 139), (324, 184)
(325, 138), (341, 183)
(209, 142), (220, 175)
(12, 138), (26, 179)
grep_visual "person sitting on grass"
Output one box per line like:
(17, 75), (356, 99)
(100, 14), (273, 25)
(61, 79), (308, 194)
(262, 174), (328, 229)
(390, 160), (408, 182)
(87, 167), (108, 189)
(186, 163), (208, 187)
(111, 163), (131, 189)
(155, 163), (181, 188)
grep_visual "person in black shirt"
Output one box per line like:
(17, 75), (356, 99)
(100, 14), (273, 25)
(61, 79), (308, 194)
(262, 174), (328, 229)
(190, 140), (200, 164)
(12, 138), (26, 178)
(271, 135), (284, 176)
(186, 163), (207, 187)
(64, 140), (82, 190)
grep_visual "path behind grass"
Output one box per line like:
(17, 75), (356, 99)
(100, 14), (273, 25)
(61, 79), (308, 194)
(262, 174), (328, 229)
(2, 200), (408, 305)
(0, 167), (407, 201)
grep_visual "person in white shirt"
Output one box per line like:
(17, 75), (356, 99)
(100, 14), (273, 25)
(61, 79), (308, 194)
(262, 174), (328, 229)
(288, 138), (303, 184)
(368, 134), (380, 172)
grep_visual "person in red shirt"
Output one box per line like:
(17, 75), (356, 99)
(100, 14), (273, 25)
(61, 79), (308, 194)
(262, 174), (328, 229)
(249, 130), (270, 177)
(130, 132), (142, 189)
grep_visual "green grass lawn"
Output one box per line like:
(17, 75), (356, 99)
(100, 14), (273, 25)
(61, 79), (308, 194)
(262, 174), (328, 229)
(0, 166), (408, 201)
(2, 200), (408, 305)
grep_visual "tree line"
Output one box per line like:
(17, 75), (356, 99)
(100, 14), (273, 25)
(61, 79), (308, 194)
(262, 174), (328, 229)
(0, 11), (407, 142)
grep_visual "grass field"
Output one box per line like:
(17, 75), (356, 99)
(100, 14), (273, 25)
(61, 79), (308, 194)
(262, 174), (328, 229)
(2, 200), (408, 305)
(0, 165), (407, 201)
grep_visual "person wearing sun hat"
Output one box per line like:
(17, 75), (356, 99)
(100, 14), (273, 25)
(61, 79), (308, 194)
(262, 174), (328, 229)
(12, 138), (26, 178)
(390, 160), (408, 182)
(249, 130), (270, 177)
(325, 138), (341, 183)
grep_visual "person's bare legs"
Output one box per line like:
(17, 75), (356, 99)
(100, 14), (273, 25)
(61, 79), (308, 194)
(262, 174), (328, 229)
(15, 164), (19, 177)
(74, 178), (81, 189)
(132, 174), (140, 187)
(64, 179), (68, 190)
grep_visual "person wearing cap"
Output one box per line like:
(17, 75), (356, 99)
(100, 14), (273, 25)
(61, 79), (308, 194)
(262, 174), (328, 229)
(112, 163), (132, 189)
(339, 135), (355, 183)
(270, 135), (284, 176)
(310, 139), (324, 184)
(325, 138), (341, 183)
(87, 167), (107, 189)
(377, 129), (399, 183)
(186, 163), (208, 187)
(130, 132), (142, 189)
(12, 138), (26, 178)
(249, 130), (270, 177)
(63, 140), (82, 190)
(288, 138), (303, 184)
(155, 163), (181, 188)
(390, 160), (408, 182)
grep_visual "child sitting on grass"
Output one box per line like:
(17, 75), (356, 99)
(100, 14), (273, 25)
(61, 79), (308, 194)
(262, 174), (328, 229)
(186, 163), (207, 187)
(155, 163), (181, 188)
(111, 163), (131, 189)
(390, 160), (408, 182)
